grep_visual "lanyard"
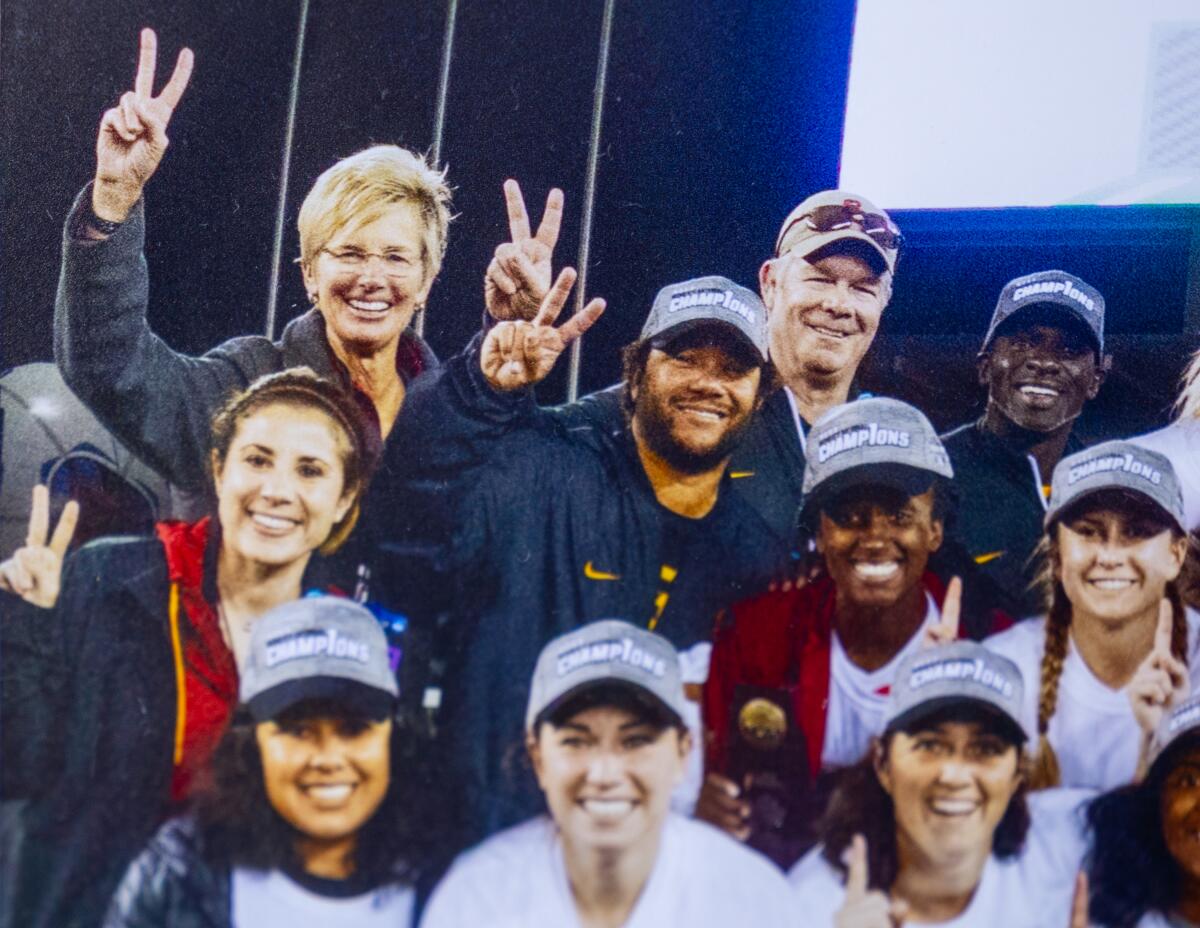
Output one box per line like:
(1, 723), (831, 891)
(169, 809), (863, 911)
(783, 387), (808, 454)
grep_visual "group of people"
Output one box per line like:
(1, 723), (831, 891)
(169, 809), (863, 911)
(4, 26), (1200, 928)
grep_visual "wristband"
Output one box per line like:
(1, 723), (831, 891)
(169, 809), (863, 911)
(85, 206), (123, 237)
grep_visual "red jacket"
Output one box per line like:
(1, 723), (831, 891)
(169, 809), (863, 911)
(704, 572), (957, 779)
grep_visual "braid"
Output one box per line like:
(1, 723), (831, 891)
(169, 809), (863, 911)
(1030, 584), (1071, 790)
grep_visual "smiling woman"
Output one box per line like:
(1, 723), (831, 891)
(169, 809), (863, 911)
(103, 597), (440, 928)
(0, 369), (374, 928)
(984, 440), (1200, 792)
(788, 641), (1089, 927)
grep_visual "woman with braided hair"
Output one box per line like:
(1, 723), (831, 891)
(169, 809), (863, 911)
(985, 439), (1199, 791)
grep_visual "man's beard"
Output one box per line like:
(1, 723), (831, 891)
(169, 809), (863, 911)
(632, 389), (754, 476)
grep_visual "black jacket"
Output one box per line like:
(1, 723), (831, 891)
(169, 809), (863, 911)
(556, 385), (805, 552)
(391, 345), (790, 840)
(1, 537), (182, 928)
(941, 418), (1088, 619)
(102, 819), (230, 928)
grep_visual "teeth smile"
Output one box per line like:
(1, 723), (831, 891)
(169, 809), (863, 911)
(251, 513), (297, 531)
(811, 325), (849, 339)
(1019, 385), (1059, 397)
(304, 784), (354, 802)
(349, 300), (389, 312)
(582, 799), (634, 818)
(1090, 579), (1134, 590)
(930, 799), (978, 815)
(854, 562), (900, 579)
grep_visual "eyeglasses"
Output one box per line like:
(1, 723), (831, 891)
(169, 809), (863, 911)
(320, 247), (421, 278)
(775, 204), (903, 256)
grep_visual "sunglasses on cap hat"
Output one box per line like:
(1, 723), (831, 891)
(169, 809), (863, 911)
(775, 201), (903, 257)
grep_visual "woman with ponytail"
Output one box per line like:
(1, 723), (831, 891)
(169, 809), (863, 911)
(985, 440), (1198, 790)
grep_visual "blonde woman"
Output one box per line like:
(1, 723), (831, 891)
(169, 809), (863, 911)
(1133, 347), (1200, 533)
(984, 440), (1199, 790)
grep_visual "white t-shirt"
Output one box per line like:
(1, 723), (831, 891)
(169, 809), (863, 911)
(787, 789), (1091, 927)
(1133, 421), (1200, 532)
(821, 593), (940, 767)
(985, 611), (1200, 790)
(231, 868), (415, 928)
(420, 813), (796, 928)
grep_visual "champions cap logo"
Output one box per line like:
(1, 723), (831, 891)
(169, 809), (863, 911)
(1067, 452), (1162, 487)
(818, 422), (911, 464)
(1011, 279), (1097, 313)
(556, 636), (667, 679)
(668, 288), (757, 325)
(264, 629), (371, 668)
(908, 656), (1015, 699)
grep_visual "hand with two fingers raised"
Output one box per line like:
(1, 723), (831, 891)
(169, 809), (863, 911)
(93, 27), (194, 222)
(836, 835), (909, 928)
(480, 267), (605, 391)
(0, 486), (80, 609)
(922, 576), (962, 648)
(485, 180), (564, 322)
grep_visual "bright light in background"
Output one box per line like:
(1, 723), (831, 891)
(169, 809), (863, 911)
(841, 0), (1200, 208)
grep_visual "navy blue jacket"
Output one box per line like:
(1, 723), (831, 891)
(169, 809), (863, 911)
(392, 346), (789, 838)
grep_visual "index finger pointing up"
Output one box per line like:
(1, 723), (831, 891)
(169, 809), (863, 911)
(1155, 599), (1174, 657)
(503, 180), (532, 243)
(135, 28), (157, 98)
(942, 576), (962, 640)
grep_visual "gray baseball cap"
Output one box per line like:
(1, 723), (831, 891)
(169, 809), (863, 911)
(774, 190), (900, 273)
(239, 596), (399, 722)
(982, 270), (1105, 356)
(801, 397), (954, 505)
(525, 619), (688, 731)
(639, 276), (769, 364)
(885, 641), (1027, 744)
(1045, 440), (1184, 532)
(1149, 694), (1200, 774)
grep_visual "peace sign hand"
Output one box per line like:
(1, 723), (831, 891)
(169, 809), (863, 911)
(480, 266), (605, 391)
(0, 486), (79, 609)
(93, 28), (194, 222)
(485, 180), (565, 322)
(1129, 599), (1189, 736)
(922, 576), (962, 648)
(835, 835), (908, 928)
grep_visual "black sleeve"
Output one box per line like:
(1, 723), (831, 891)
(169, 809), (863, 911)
(102, 819), (212, 928)
(53, 185), (272, 492)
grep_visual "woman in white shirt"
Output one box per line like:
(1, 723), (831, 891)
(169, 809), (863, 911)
(1132, 348), (1200, 533)
(421, 619), (795, 928)
(789, 641), (1089, 927)
(1086, 694), (1200, 927)
(985, 440), (1197, 790)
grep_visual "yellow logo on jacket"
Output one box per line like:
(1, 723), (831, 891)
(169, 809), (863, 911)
(584, 561), (621, 581)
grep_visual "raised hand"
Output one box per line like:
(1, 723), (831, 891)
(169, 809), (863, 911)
(695, 772), (751, 841)
(93, 28), (194, 222)
(485, 180), (564, 322)
(923, 576), (962, 648)
(836, 835), (908, 928)
(1129, 599), (1189, 736)
(480, 266), (605, 391)
(0, 486), (79, 609)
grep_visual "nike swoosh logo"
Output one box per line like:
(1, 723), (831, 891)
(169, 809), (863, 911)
(729, 470), (755, 479)
(584, 561), (621, 581)
(974, 551), (1005, 565)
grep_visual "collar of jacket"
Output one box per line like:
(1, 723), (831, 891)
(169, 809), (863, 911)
(968, 415), (1087, 468)
(278, 309), (437, 387)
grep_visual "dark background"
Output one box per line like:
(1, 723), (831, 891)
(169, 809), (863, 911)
(4, 0), (1200, 438)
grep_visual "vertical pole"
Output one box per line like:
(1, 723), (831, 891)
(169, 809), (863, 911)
(416, 0), (460, 339)
(566, 0), (617, 403)
(265, 0), (312, 339)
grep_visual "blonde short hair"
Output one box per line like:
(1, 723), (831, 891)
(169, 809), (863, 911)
(297, 145), (453, 282)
